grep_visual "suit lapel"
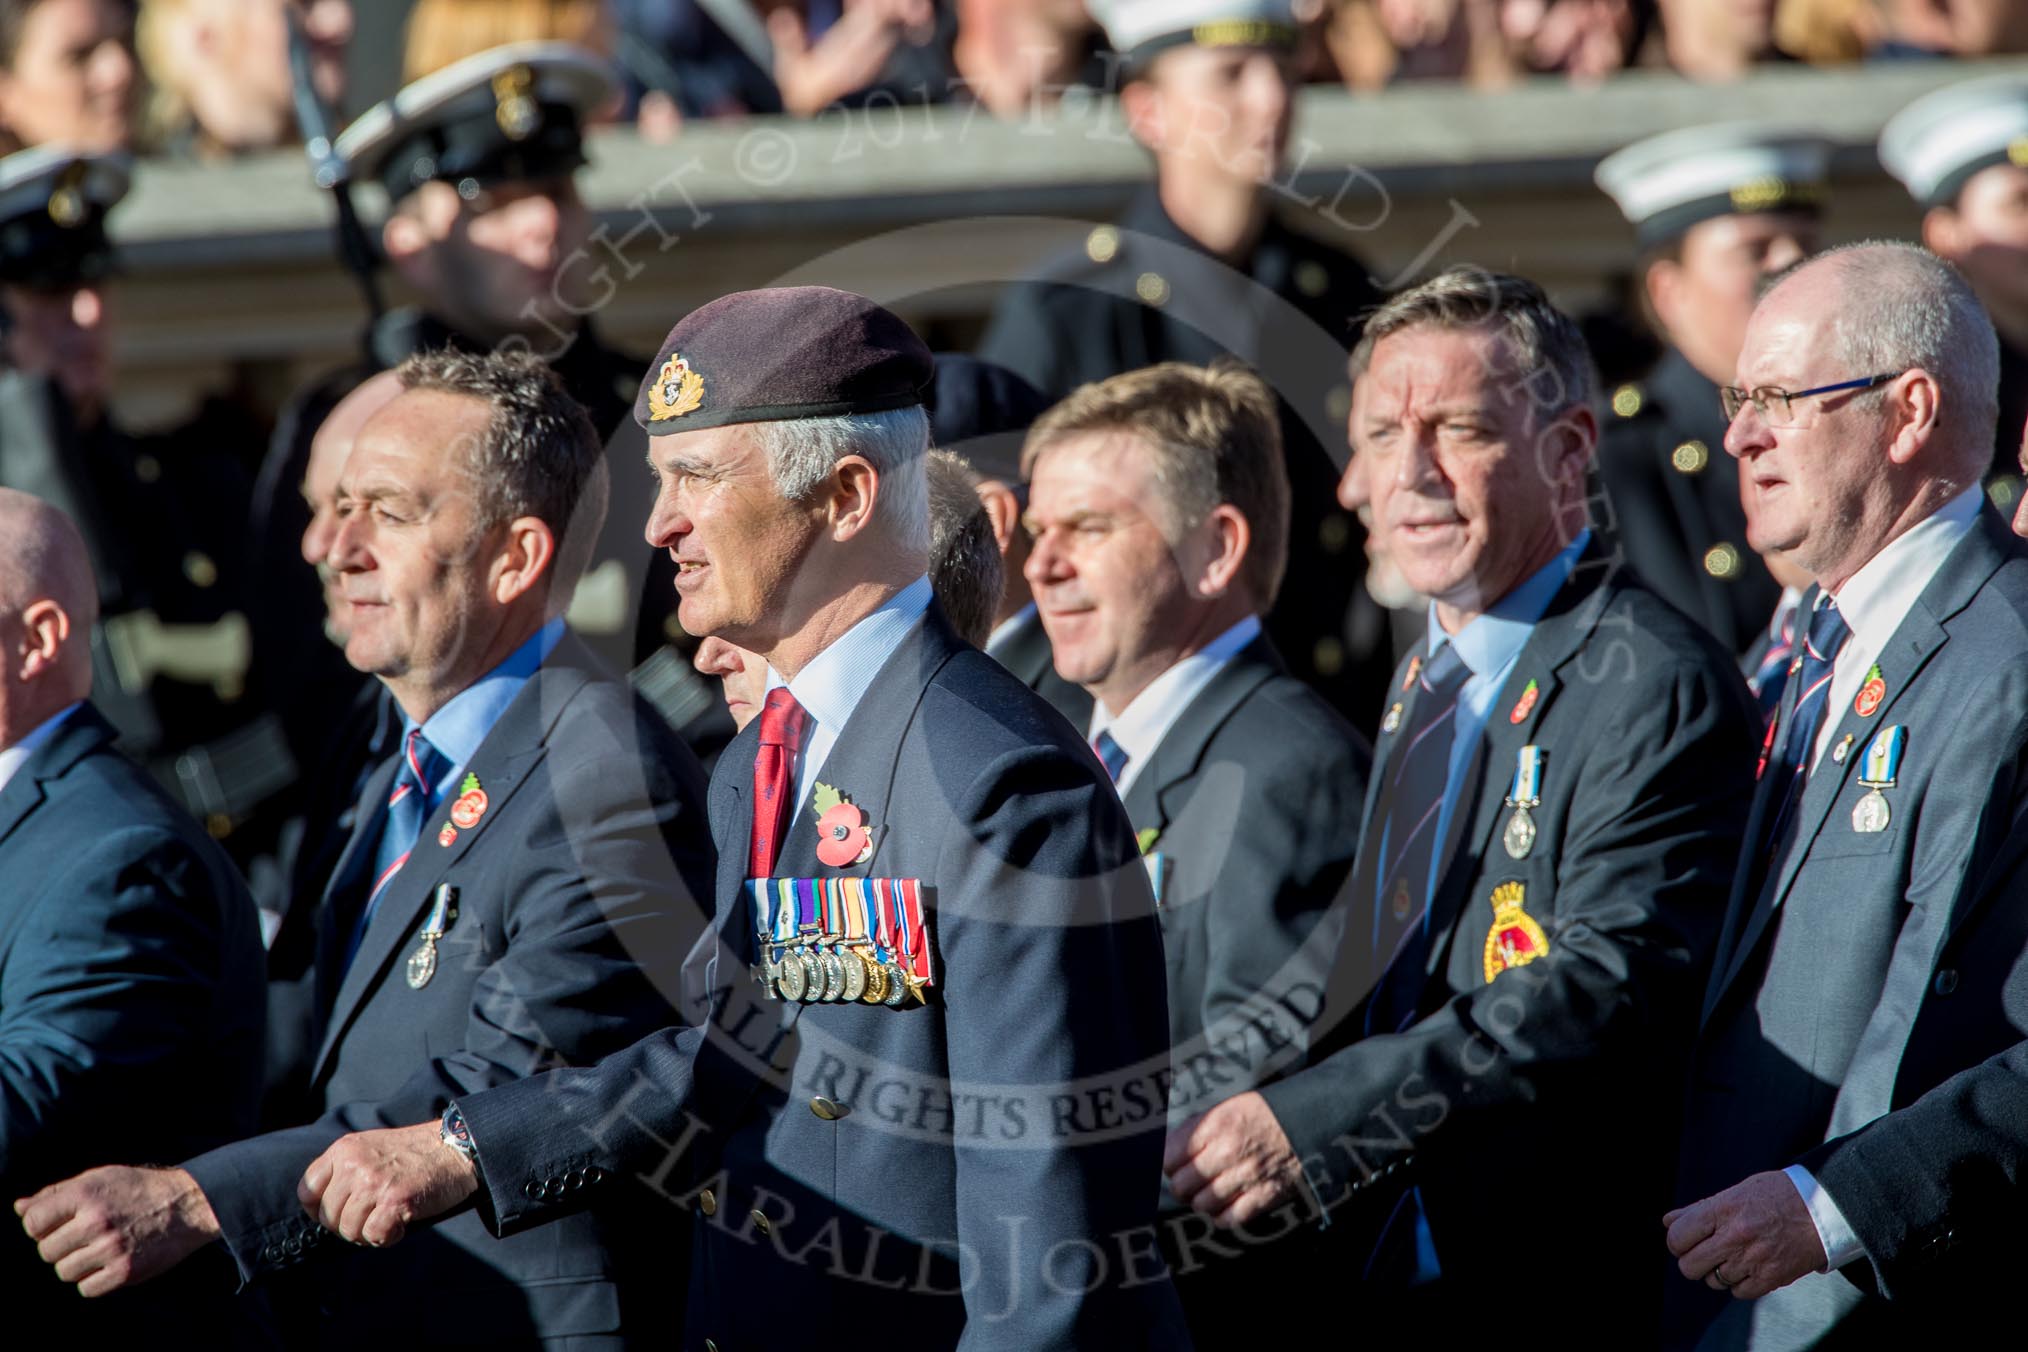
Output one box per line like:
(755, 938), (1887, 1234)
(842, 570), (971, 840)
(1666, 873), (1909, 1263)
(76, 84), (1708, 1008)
(1706, 510), (2012, 1013)
(310, 658), (591, 1082)
(1124, 637), (1283, 845)
(1419, 566), (1606, 979)
(0, 706), (117, 958)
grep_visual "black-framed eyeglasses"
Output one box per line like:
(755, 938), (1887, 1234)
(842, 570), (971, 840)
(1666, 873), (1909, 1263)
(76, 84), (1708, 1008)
(1719, 372), (1905, 427)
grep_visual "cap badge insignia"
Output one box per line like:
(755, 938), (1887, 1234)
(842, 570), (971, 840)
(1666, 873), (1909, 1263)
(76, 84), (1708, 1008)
(647, 352), (706, 421)
(46, 162), (88, 229)
(2010, 137), (2028, 169)
(1483, 881), (1550, 983)
(813, 782), (874, 868)
(492, 65), (540, 142)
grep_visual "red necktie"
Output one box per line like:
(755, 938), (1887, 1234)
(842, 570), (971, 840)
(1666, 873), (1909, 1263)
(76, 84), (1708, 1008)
(750, 688), (811, 878)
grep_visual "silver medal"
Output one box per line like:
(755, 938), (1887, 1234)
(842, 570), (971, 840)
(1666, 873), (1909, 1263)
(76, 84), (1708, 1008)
(1502, 806), (1537, 860)
(406, 939), (438, 989)
(1852, 789), (1891, 834)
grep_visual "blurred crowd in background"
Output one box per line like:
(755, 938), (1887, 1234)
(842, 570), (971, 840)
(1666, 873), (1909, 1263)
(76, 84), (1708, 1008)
(4, 0), (2028, 165)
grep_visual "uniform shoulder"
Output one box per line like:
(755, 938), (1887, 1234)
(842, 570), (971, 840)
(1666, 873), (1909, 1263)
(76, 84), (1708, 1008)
(1593, 570), (1748, 674)
(919, 647), (1094, 765)
(1212, 669), (1369, 767)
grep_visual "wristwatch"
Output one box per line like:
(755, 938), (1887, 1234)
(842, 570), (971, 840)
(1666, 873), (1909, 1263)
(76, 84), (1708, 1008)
(440, 1104), (479, 1171)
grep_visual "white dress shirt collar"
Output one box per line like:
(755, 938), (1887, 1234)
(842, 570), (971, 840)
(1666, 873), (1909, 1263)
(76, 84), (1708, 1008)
(1809, 484), (1983, 767)
(767, 575), (935, 812)
(0, 701), (84, 799)
(1086, 614), (1262, 796)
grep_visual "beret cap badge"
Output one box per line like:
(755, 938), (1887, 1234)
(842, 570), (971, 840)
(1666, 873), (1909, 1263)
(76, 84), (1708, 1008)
(46, 162), (88, 229)
(647, 352), (706, 421)
(492, 65), (541, 141)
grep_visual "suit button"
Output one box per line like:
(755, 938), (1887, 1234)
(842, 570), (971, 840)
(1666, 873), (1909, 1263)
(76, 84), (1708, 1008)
(1672, 440), (1710, 474)
(810, 1096), (846, 1120)
(261, 1245), (279, 1263)
(523, 1180), (542, 1200)
(750, 1209), (772, 1236)
(697, 1188), (718, 1217)
(1934, 968), (1960, 996)
(1703, 543), (1741, 579)
(585, 1165), (604, 1184)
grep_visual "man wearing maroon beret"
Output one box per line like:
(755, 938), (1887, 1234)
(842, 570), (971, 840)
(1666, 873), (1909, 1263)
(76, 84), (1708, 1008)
(294, 285), (1190, 1350)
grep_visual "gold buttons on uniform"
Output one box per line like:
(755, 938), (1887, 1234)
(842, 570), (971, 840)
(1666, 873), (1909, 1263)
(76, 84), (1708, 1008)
(1313, 636), (1345, 677)
(749, 1210), (772, 1236)
(1295, 260), (1330, 298)
(697, 1188), (717, 1216)
(1325, 384), (1352, 424)
(183, 551), (218, 588)
(1135, 272), (1169, 306)
(810, 1096), (845, 1120)
(1319, 514), (1351, 555)
(1703, 543), (1741, 579)
(133, 454), (161, 484)
(1085, 225), (1119, 263)
(1671, 440), (1709, 474)
(1611, 384), (1643, 418)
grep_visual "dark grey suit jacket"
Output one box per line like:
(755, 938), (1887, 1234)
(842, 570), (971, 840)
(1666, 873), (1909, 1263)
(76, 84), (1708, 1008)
(455, 604), (1189, 1351)
(1121, 634), (1370, 1122)
(182, 638), (714, 1347)
(1260, 552), (1758, 1337)
(1678, 506), (2028, 1348)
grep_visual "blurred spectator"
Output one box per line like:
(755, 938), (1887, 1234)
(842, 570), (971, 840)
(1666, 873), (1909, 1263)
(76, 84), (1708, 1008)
(923, 447), (1003, 646)
(136, 0), (351, 158)
(1499, 0), (1648, 81)
(1656, 0), (1791, 78)
(951, 0), (1098, 117)
(612, 0), (780, 124)
(766, 0), (938, 117)
(403, 0), (612, 82)
(0, 0), (138, 154)
(1773, 0), (1869, 63)
(1323, 0), (1646, 90)
(1870, 0), (2028, 57)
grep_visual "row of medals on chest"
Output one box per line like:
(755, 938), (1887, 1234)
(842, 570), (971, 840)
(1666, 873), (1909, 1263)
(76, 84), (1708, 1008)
(766, 941), (924, 1007)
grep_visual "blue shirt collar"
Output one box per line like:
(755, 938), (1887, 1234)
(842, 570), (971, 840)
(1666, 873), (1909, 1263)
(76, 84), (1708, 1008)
(769, 575), (935, 735)
(408, 618), (566, 785)
(1426, 529), (1590, 676)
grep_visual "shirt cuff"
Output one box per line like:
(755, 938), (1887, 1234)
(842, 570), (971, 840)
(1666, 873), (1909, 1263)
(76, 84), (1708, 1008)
(1784, 1164), (1865, 1271)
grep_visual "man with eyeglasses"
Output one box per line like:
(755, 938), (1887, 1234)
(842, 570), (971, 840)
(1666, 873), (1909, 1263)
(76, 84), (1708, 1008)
(1664, 241), (2028, 1350)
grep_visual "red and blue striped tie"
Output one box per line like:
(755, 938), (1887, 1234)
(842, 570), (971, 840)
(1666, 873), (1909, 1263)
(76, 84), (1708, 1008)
(343, 726), (445, 975)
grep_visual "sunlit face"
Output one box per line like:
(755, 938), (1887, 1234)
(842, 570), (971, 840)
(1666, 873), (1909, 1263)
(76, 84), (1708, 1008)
(0, 282), (112, 413)
(328, 389), (501, 688)
(1337, 434), (1421, 610)
(1723, 282), (1893, 577)
(1931, 163), (2028, 324)
(301, 416), (350, 643)
(0, 0), (136, 152)
(401, 177), (594, 338)
(1352, 325), (1587, 623)
(1023, 430), (1209, 705)
(1134, 44), (1296, 187)
(694, 634), (767, 730)
(1652, 211), (1819, 378)
(643, 423), (824, 652)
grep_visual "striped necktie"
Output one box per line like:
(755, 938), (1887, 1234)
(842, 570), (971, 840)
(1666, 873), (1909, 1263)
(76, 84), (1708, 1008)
(1762, 599), (1852, 857)
(343, 726), (446, 976)
(1366, 642), (1473, 1034)
(1093, 729), (1130, 784)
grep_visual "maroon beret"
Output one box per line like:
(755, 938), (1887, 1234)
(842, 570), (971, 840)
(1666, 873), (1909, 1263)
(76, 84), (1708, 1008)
(634, 286), (934, 435)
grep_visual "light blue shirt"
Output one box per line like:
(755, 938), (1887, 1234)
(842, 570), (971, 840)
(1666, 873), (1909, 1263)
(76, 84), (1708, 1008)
(767, 575), (934, 815)
(1417, 529), (1590, 917)
(405, 618), (566, 810)
(0, 701), (81, 798)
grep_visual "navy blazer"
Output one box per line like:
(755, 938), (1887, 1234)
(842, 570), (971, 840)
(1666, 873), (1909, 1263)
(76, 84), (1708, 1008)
(0, 703), (268, 1337)
(182, 638), (715, 1347)
(457, 604), (1190, 1351)
(1260, 552), (1759, 1338)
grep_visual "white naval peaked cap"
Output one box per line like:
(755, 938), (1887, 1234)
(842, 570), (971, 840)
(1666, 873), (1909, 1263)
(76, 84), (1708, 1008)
(1595, 123), (1832, 251)
(1879, 75), (2028, 209)
(335, 42), (615, 203)
(0, 145), (130, 287)
(1093, 0), (1304, 67)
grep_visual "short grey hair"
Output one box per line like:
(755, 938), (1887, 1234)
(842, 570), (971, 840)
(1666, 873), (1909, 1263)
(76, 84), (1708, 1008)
(1796, 241), (1999, 473)
(924, 449), (1003, 647)
(752, 405), (931, 554)
(394, 348), (609, 594)
(1352, 266), (1598, 427)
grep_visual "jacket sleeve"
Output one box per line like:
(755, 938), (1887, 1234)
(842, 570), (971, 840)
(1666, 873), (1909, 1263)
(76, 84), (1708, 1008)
(185, 717), (711, 1284)
(0, 827), (246, 1189)
(1260, 649), (1755, 1212)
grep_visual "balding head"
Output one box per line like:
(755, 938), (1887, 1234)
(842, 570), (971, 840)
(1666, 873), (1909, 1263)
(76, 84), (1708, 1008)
(305, 370), (405, 644)
(0, 489), (97, 748)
